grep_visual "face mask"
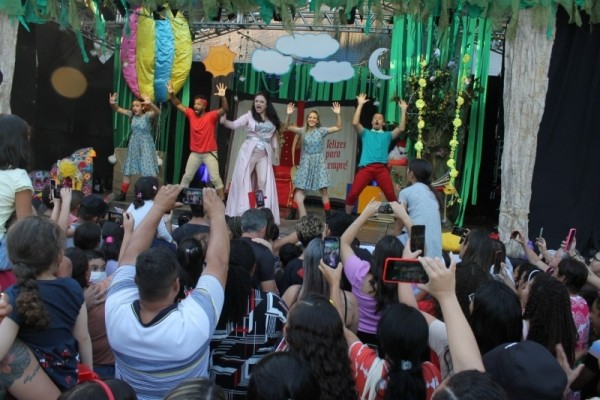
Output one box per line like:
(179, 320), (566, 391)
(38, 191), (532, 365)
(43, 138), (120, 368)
(90, 271), (107, 283)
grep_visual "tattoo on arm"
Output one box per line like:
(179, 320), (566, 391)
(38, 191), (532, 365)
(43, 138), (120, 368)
(0, 339), (33, 389)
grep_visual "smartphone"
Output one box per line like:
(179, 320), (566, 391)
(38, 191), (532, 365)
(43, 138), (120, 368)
(510, 231), (519, 240)
(50, 179), (61, 199)
(255, 190), (265, 208)
(451, 226), (468, 238)
(410, 225), (426, 254)
(323, 236), (340, 269)
(564, 228), (576, 251)
(493, 250), (503, 275)
(383, 258), (429, 284)
(181, 188), (203, 206)
(107, 210), (123, 225)
(377, 204), (393, 214)
(538, 227), (544, 239)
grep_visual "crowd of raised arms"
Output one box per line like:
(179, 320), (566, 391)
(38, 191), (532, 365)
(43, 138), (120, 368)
(1, 91), (600, 400)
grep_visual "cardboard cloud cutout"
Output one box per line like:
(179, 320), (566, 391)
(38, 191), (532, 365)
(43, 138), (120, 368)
(276, 33), (339, 59)
(251, 49), (293, 75)
(310, 61), (354, 83)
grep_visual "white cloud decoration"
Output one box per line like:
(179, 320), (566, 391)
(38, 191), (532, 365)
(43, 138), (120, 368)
(276, 33), (340, 59)
(310, 61), (354, 83)
(251, 49), (293, 75)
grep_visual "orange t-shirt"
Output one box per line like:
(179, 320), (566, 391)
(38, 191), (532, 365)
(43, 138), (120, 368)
(185, 109), (219, 153)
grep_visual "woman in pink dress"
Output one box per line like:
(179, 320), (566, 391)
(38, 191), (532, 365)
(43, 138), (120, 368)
(221, 92), (283, 223)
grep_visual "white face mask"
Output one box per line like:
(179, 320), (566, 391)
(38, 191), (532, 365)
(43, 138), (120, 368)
(90, 271), (107, 283)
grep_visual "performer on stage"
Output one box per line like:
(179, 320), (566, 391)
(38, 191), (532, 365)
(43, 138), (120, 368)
(109, 93), (159, 201)
(285, 102), (342, 219)
(220, 92), (283, 224)
(167, 82), (229, 200)
(345, 93), (408, 214)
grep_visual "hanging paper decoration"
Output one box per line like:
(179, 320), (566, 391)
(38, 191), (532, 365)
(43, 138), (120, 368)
(204, 44), (237, 77)
(120, 6), (192, 102)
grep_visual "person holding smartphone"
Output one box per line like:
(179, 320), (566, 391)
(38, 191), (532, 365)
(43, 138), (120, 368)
(284, 102), (343, 219)
(394, 158), (442, 259)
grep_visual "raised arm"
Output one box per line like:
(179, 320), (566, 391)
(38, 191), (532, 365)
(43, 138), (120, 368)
(353, 94), (368, 135)
(326, 102), (342, 133)
(200, 188), (229, 288)
(220, 111), (250, 130)
(390, 201), (412, 236)
(215, 83), (229, 116)
(514, 230), (549, 272)
(119, 185), (181, 266)
(418, 256), (485, 372)
(340, 199), (380, 263)
(391, 99), (408, 139)
(141, 94), (160, 119)
(109, 93), (132, 117)
(284, 103), (302, 133)
(56, 188), (73, 235)
(166, 82), (187, 113)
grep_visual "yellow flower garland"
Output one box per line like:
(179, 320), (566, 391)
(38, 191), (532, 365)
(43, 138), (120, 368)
(416, 58), (427, 158)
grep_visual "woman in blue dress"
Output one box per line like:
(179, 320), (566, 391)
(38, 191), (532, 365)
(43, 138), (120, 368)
(285, 102), (342, 219)
(109, 93), (160, 201)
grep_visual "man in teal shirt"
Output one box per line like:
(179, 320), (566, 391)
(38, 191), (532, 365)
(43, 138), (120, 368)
(345, 93), (408, 214)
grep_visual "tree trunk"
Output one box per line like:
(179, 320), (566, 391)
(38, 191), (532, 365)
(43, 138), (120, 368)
(0, 14), (18, 114)
(500, 9), (555, 256)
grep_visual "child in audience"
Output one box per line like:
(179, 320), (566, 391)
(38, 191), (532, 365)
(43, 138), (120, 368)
(100, 221), (123, 277)
(74, 222), (102, 251)
(86, 250), (107, 284)
(0, 216), (92, 390)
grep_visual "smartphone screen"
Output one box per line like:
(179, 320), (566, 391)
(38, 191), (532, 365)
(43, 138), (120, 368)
(410, 225), (426, 254)
(323, 236), (340, 269)
(564, 228), (576, 251)
(181, 188), (203, 206)
(50, 179), (61, 199)
(383, 258), (429, 284)
(108, 211), (123, 225)
(493, 251), (503, 275)
(377, 204), (393, 214)
(255, 190), (265, 208)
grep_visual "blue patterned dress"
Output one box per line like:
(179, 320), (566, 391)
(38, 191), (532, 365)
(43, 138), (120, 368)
(122, 112), (159, 176)
(293, 127), (331, 190)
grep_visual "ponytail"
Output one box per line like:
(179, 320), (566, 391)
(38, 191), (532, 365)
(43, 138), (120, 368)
(384, 360), (425, 400)
(13, 262), (50, 330)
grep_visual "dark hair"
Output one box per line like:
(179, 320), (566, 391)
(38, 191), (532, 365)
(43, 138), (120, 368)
(219, 239), (254, 325)
(377, 303), (429, 400)
(455, 261), (491, 317)
(523, 273), (578, 365)
(74, 222), (102, 250)
(295, 214), (324, 248)
(175, 237), (204, 301)
(279, 243), (303, 268)
(177, 211), (192, 226)
(325, 211), (354, 236)
(241, 208), (267, 233)
(164, 378), (225, 400)
(557, 258), (588, 293)
(69, 190), (84, 212)
(514, 262), (540, 289)
(7, 216), (62, 329)
(248, 352), (320, 400)
(189, 204), (205, 218)
(251, 92), (282, 130)
(370, 235), (404, 313)
(0, 114), (31, 170)
(100, 221), (124, 261)
(133, 176), (159, 209)
(298, 238), (329, 300)
(58, 378), (137, 400)
(135, 247), (179, 302)
(227, 216), (242, 239)
(469, 281), (523, 355)
(66, 247), (90, 289)
(460, 229), (494, 273)
(407, 158), (441, 208)
(286, 294), (357, 400)
(433, 370), (510, 400)
(194, 95), (208, 102)
(259, 207), (278, 241)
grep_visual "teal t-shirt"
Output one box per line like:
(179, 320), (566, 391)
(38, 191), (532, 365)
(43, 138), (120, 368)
(358, 129), (393, 167)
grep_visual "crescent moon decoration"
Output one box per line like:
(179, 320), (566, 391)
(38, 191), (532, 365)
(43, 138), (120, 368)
(368, 48), (392, 80)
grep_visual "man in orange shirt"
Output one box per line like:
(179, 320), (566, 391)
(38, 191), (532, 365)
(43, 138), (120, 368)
(167, 82), (229, 200)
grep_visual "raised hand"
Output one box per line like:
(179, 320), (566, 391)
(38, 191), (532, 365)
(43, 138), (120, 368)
(166, 81), (174, 94)
(287, 102), (296, 115)
(141, 94), (152, 105)
(215, 83), (227, 97)
(417, 255), (457, 301)
(203, 187), (225, 219)
(356, 93), (369, 105)
(362, 198), (381, 218)
(122, 212), (134, 232)
(332, 102), (341, 114)
(109, 93), (118, 104)
(398, 99), (408, 111)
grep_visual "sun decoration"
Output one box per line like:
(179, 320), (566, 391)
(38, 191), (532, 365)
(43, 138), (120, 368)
(443, 53), (472, 206)
(203, 44), (237, 77)
(415, 58), (428, 158)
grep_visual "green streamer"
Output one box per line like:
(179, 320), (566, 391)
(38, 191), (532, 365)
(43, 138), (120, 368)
(171, 77), (190, 183)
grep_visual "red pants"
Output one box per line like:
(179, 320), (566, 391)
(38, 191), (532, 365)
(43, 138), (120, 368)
(346, 163), (396, 206)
